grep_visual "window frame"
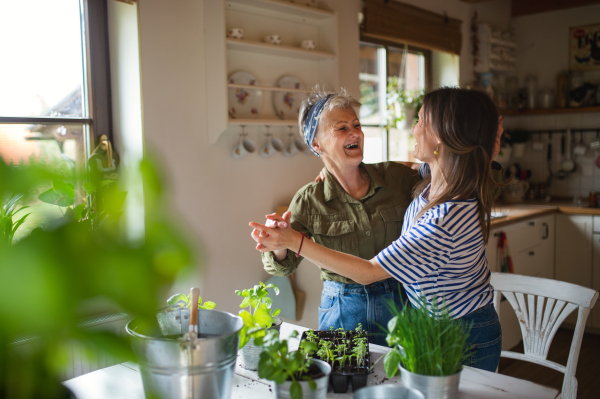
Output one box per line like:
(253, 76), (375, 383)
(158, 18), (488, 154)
(0, 0), (113, 153)
(359, 35), (431, 162)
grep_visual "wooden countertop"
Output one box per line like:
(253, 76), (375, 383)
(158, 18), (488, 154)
(492, 200), (600, 228)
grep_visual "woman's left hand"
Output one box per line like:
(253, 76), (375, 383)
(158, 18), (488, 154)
(250, 219), (301, 253)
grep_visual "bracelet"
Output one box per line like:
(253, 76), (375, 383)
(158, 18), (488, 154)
(296, 233), (310, 258)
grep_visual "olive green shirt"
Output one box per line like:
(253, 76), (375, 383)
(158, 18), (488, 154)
(262, 162), (421, 284)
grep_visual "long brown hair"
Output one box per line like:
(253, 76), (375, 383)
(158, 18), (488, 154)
(413, 87), (499, 244)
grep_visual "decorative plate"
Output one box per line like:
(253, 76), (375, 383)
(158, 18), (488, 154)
(228, 71), (262, 119)
(272, 75), (305, 120)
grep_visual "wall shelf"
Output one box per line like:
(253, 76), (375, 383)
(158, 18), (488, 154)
(226, 39), (336, 60)
(229, 119), (297, 126)
(226, 0), (335, 20)
(502, 106), (600, 117)
(228, 83), (311, 93)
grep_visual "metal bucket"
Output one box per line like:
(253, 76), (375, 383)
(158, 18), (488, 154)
(275, 359), (331, 399)
(399, 366), (461, 399)
(126, 308), (243, 399)
(353, 384), (425, 399)
(239, 317), (282, 371)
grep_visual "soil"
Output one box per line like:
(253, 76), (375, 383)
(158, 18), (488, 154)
(292, 362), (326, 381)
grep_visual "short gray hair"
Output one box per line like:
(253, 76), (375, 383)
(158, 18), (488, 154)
(298, 86), (361, 140)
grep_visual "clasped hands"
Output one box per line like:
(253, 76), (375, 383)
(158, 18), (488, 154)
(250, 211), (301, 256)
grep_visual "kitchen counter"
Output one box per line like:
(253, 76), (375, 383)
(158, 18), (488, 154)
(492, 200), (600, 228)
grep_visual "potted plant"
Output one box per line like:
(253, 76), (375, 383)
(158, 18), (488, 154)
(0, 193), (30, 247)
(383, 299), (471, 399)
(235, 281), (282, 370)
(386, 77), (425, 130)
(258, 330), (331, 399)
(505, 129), (531, 159)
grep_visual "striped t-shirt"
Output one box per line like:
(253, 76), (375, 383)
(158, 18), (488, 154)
(376, 185), (493, 319)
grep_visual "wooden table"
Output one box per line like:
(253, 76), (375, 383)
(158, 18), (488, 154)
(64, 323), (559, 399)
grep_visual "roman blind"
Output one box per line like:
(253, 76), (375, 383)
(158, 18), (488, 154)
(362, 0), (462, 55)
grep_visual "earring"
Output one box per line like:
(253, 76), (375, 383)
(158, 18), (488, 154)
(434, 145), (439, 155)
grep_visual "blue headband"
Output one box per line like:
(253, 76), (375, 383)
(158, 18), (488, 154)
(303, 95), (333, 156)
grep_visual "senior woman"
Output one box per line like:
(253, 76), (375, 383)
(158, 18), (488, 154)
(252, 87), (504, 372)
(258, 88), (503, 347)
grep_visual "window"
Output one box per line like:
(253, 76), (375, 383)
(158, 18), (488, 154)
(359, 40), (429, 163)
(0, 0), (112, 239)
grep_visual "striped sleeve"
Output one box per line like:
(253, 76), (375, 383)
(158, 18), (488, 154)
(418, 163), (431, 178)
(376, 219), (454, 285)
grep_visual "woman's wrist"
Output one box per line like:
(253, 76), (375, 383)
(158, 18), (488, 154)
(273, 249), (288, 262)
(289, 230), (304, 254)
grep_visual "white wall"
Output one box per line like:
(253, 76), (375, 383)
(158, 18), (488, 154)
(135, 0), (360, 328)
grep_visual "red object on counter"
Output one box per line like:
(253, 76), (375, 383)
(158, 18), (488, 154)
(498, 232), (514, 274)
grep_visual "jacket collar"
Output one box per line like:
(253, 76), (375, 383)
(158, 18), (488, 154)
(323, 163), (388, 203)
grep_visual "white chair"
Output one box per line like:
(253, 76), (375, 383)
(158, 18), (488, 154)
(491, 272), (598, 399)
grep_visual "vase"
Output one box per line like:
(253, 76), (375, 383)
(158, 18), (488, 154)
(239, 317), (282, 370)
(400, 365), (461, 399)
(275, 359), (331, 399)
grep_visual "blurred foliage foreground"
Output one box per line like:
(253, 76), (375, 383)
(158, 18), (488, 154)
(0, 159), (194, 398)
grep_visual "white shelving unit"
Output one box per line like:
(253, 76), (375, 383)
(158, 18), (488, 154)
(474, 23), (517, 74)
(204, 0), (339, 143)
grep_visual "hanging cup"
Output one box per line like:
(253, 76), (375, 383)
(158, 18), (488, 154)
(284, 135), (307, 157)
(232, 133), (256, 159)
(261, 134), (284, 158)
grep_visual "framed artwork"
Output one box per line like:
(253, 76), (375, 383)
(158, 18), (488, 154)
(569, 23), (600, 71)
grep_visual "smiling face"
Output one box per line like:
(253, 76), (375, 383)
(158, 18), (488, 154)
(412, 106), (440, 164)
(312, 107), (364, 168)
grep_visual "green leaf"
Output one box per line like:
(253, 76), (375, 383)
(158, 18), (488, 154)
(83, 182), (98, 194)
(38, 188), (61, 205)
(384, 349), (401, 378)
(53, 179), (75, 199)
(239, 296), (251, 308)
(98, 180), (116, 189)
(271, 308), (281, 317)
(239, 310), (255, 327)
(254, 306), (274, 328)
(304, 376), (316, 391)
(166, 293), (188, 307)
(201, 301), (216, 310)
(73, 204), (86, 221)
(290, 380), (302, 399)
(239, 327), (250, 349)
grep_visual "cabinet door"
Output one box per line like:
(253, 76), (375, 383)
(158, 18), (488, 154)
(555, 214), (593, 288)
(535, 214), (555, 279)
(592, 234), (600, 329)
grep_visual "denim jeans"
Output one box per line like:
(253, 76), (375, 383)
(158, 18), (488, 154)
(318, 278), (408, 347)
(456, 303), (502, 372)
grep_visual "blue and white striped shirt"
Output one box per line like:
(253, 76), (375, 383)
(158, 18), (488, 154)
(376, 185), (493, 319)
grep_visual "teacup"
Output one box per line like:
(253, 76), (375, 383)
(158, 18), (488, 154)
(261, 135), (284, 158)
(263, 35), (282, 45)
(227, 28), (244, 39)
(301, 40), (316, 50)
(284, 136), (307, 157)
(232, 135), (256, 159)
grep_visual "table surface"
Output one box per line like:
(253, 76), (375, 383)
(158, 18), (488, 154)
(64, 323), (559, 399)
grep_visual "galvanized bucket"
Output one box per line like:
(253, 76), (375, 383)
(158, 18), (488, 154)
(399, 366), (461, 399)
(126, 307), (243, 399)
(274, 359), (331, 399)
(353, 384), (425, 399)
(239, 317), (282, 371)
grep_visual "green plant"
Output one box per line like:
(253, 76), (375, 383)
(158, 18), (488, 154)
(317, 340), (334, 366)
(352, 338), (368, 368)
(258, 330), (319, 399)
(0, 193), (30, 247)
(383, 297), (471, 378)
(167, 293), (216, 310)
(305, 329), (318, 344)
(235, 282), (281, 349)
(38, 178), (126, 230)
(354, 323), (364, 336)
(0, 159), (193, 399)
(386, 77), (425, 129)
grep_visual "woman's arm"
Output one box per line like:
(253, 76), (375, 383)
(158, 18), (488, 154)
(251, 221), (389, 285)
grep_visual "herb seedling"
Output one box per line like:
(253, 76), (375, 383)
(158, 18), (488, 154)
(305, 329), (318, 344)
(167, 292), (216, 310)
(317, 340), (334, 366)
(354, 323), (364, 336)
(258, 331), (320, 399)
(352, 338), (367, 368)
(235, 282), (281, 349)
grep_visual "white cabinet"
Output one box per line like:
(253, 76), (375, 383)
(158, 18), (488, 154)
(204, 0), (339, 143)
(486, 214), (556, 350)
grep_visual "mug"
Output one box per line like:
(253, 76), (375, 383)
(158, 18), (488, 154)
(227, 28), (244, 39)
(300, 40), (316, 50)
(284, 136), (307, 157)
(261, 135), (284, 158)
(502, 180), (529, 204)
(263, 35), (282, 45)
(232, 135), (256, 159)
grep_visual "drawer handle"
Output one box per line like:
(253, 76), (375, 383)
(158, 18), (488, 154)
(542, 222), (549, 240)
(529, 251), (535, 256)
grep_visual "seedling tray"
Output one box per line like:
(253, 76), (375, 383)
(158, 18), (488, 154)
(300, 330), (371, 394)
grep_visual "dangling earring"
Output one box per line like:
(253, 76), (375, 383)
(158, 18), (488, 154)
(434, 144), (439, 155)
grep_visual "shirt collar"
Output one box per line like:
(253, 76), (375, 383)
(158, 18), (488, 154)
(323, 163), (388, 203)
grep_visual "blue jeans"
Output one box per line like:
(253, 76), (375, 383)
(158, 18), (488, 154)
(318, 279), (408, 347)
(457, 303), (502, 372)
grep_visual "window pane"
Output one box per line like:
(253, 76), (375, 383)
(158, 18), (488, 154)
(0, 0), (85, 118)
(388, 48), (425, 92)
(388, 128), (417, 162)
(359, 44), (385, 125)
(362, 126), (384, 164)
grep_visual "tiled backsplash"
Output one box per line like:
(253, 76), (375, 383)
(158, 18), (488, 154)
(502, 112), (600, 198)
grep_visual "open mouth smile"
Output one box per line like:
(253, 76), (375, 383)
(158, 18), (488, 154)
(344, 142), (359, 149)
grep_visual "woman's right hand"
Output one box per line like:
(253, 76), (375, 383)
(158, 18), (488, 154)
(259, 211), (292, 261)
(314, 167), (327, 183)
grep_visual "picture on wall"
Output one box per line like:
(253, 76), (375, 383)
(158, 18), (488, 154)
(569, 23), (600, 71)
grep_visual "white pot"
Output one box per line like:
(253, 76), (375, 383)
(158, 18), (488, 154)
(400, 365), (461, 399)
(274, 359), (331, 399)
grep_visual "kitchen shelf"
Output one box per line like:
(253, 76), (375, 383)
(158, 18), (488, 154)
(502, 106), (600, 117)
(227, 83), (311, 93)
(229, 119), (297, 126)
(226, 39), (336, 60)
(226, 0), (335, 20)
(489, 37), (517, 48)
